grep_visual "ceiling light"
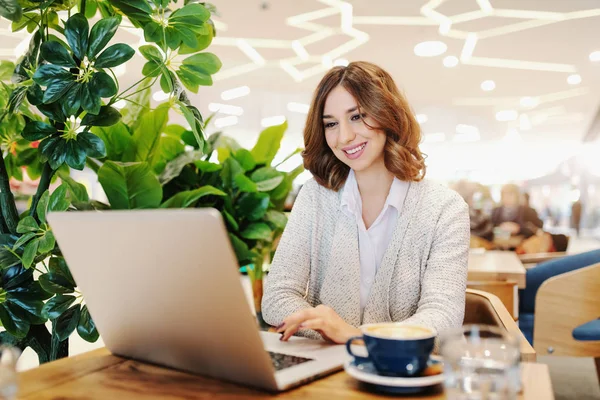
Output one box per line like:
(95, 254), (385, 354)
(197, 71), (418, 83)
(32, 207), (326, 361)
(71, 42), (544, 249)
(416, 114), (428, 124)
(589, 51), (600, 62)
(460, 33), (478, 61)
(567, 74), (582, 85)
(519, 114), (532, 130)
(291, 40), (309, 61)
(456, 124), (479, 135)
(520, 96), (539, 108)
(481, 80), (495, 91)
(113, 100), (126, 109)
(413, 41), (448, 57)
(214, 116), (239, 128)
(424, 133), (445, 143)
(221, 86), (250, 101)
(208, 103), (244, 116)
(443, 56), (459, 68)
(287, 102), (310, 114)
(261, 115), (286, 127)
(439, 21), (452, 34)
(237, 39), (266, 65)
(496, 110), (518, 121)
(152, 91), (170, 102)
(334, 58), (349, 67)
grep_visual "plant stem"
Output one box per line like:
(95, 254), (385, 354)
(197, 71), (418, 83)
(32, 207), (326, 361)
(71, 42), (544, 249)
(80, 0), (87, 16)
(30, 163), (55, 222)
(115, 76), (152, 100)
(0, 149), (19, 234)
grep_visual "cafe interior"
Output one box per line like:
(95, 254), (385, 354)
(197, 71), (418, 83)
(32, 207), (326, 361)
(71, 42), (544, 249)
(1, 0), (600, 399)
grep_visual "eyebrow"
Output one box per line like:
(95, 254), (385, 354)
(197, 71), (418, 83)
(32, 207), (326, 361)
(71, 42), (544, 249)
(322, 106), (358, 119)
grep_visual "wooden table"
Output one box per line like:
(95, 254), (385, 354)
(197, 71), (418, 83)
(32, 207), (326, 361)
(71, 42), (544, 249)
(468, 250), (526, 289)
(18, 348), (554, 399)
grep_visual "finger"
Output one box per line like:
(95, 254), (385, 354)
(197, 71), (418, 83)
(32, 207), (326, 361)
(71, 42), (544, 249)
(298, 318), (325, 331)
(277, 308), (318, 333)
(281, 323), (301, 341)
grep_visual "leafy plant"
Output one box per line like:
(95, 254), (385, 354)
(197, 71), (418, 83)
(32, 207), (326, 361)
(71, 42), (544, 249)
(0, 0), (220, 363)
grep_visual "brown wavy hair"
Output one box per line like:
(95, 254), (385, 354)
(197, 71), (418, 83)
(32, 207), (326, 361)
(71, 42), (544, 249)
(302, 61), (426, 191)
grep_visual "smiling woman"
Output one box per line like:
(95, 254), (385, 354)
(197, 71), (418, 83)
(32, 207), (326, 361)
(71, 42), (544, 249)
(262, 61), (470, 345)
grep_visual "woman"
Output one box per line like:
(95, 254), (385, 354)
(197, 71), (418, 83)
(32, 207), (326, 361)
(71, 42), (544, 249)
(491, 184), (543, 239)
(262, 61), (470, 343)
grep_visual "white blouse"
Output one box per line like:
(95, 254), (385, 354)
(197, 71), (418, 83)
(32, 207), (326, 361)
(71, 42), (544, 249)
(340, 170), (409, 312)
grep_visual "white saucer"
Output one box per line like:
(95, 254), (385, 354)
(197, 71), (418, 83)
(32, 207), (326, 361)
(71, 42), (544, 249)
(344, 355), (444, 394)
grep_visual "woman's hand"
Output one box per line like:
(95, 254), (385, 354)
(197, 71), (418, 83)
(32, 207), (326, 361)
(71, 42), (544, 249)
(499, 221), (520, 234)
(276, 305), (361, 343)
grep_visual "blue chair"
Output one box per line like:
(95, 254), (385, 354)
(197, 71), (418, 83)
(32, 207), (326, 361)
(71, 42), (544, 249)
(518, 249), (600, 347)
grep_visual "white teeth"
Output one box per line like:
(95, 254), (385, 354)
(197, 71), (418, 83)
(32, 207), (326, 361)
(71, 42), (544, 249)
(345, 143), (366, 155)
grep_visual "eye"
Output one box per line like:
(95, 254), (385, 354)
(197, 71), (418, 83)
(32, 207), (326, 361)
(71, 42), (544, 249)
(324, 122), (337, 129)
(350, 113), (365, 121)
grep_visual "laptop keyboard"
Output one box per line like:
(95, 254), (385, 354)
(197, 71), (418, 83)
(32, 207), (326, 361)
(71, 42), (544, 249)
(268, 351), (313, 371)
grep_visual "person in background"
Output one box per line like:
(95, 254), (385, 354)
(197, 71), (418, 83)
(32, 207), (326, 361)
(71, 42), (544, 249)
(491, 184), (543, 239)
(262, 61), (470, 344)
(571, 200), (582, 237)
(453, 180), (493, 242)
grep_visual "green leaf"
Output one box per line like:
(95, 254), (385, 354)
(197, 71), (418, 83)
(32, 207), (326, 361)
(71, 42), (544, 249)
(77, 131), (106, 158)
(194, 160), (221, 173)
(13, 232), (35, 250)
(251, 121), (287, 165)
(91, 122), (133, 161)
(64, 13), (89, 61)
(77, 305), (99, 342)
(94, 43), (135, 68)
(49, 257), (76, 287)
(0, 0), (22, 22)
(165, 26), (181, 50)
(57, 172), (89, 203)
(13, 30), (41, 84)
(55, 304), (81, 341)
(36, 190), (50, 224)
(265, 210), (288, 230)
(49, 185), (69, 212)
(38, 103), (66, 123)
(143, 21), (163, 43)
(97, 161), (162, 209)
(256, 176), (284, 192)
(0, 60), (15, 80)
(119, 78), (152, 131)
(11, 12), (37, 33)
(90, 71), (117, 98)
(236, 193), (270, 221)
(125, 103), (169, 162)
(142, 60), (162, 78)
(39, 272), (75, 294)
(32, 64), (73, 86)
(139, 44), (163, 62)
(241, 223), (272, 241)
(81, 82), (101, 115)
(7, 86), (27, 114)
(222, 210), (239, 231)
(160, 186), (225, 208)
(234, 174), (257, 193)
(37, 230), (56, 254)
(65, 139), (87, 170)
(22, 120), (56, 141)
(42, 294), (76, 320)
(61, 84), (82, 117)
(43, 81), (75, 104)
(0, 304), (28, 338)
(22, 239), (39, 269)
(170, 4), (210, 23)
(27, 83), (44, 106)
(81, 105), (121, 126)
(16, 216), (39, 234)
(181, 52), (221, 74)
(233, 149), (256, 171)
(228, 234), (253, 265)
(108, 0), (152, 25)
(40, 41), (76, 67)
(84, 0), (98, 18)
(88, 16), (121, 59)
(159, 70), (176, 93)
(178, 102), (205, 150)
(158, 150), (203, 185)
(5, 297), (44, 324)
(220, 156), (243, 190)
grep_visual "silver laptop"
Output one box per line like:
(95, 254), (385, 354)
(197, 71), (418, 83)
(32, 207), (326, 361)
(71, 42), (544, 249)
(47, 209), (347, 391)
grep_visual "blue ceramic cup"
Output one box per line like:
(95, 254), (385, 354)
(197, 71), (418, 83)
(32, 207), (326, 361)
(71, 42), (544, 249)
(346, 323), (435, 377)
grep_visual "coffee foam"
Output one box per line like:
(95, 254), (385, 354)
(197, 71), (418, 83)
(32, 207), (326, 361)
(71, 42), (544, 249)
(364, 325), (433, 339)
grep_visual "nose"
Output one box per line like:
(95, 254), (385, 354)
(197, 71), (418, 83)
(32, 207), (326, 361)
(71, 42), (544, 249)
(338, 120), (356, 145)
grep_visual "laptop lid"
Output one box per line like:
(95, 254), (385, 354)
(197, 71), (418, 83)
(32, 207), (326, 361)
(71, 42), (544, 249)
(48, 209), (280, 391)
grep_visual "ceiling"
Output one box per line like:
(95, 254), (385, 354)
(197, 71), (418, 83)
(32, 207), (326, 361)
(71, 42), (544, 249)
(2, 0), (600, 183)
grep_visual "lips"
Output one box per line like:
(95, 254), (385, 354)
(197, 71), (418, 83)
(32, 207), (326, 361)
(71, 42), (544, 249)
(342, 142), (367, 160)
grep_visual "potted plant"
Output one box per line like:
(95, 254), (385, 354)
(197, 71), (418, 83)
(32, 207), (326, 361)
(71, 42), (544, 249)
(0, 0), (221, 363)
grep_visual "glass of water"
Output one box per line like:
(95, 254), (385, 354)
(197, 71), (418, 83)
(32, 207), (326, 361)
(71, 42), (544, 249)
(0, 346), (20, 400)
(440, 325), (521, 400)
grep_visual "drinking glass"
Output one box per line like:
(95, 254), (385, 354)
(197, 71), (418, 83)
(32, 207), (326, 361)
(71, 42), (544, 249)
(440, 325), (521, 400)
(0, 346), (20, 400)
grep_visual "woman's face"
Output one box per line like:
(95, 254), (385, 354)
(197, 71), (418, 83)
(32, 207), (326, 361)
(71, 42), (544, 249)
(501, 190), (520, 207)
(322, 85), (387, 173)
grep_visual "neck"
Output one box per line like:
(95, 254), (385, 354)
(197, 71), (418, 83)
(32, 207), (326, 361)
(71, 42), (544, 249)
(354, 160), (395, 197)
